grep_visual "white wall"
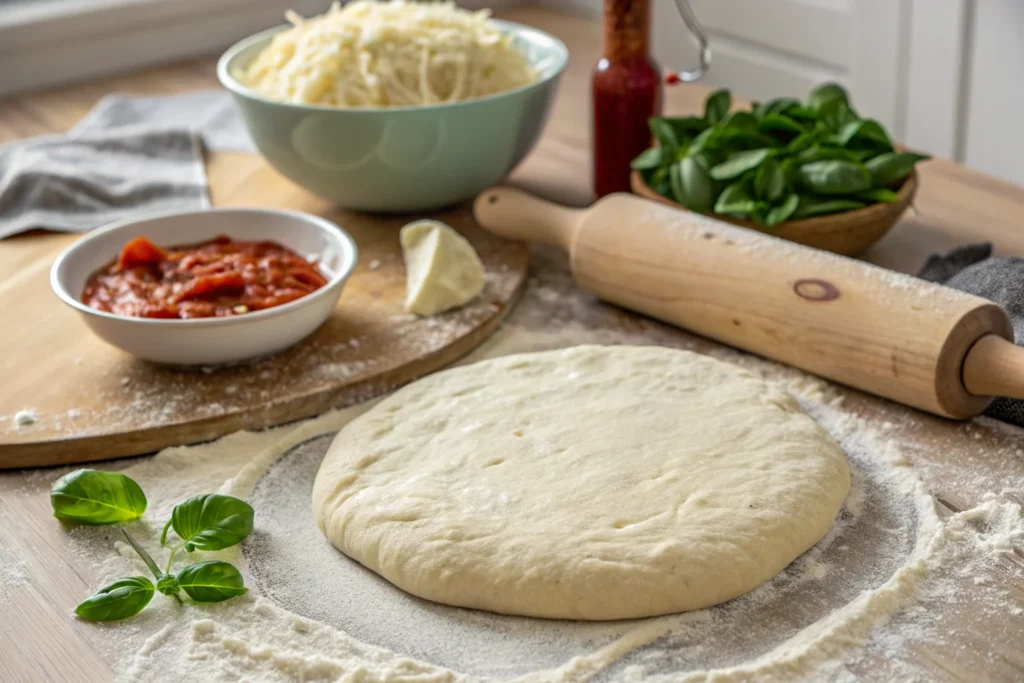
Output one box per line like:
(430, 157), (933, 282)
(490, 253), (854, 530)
(537, 0), (600, 17)
(962, 0), (1024, 185)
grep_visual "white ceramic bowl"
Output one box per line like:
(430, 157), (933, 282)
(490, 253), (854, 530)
(50, 208), (358, 366)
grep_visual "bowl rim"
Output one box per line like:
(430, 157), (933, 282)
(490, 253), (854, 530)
(49, 207), (359, 328)
(216, 18), (569, 114)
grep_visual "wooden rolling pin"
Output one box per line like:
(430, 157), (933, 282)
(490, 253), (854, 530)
(473, 187), (1024, 419)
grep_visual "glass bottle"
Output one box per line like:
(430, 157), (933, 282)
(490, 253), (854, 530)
(592, 0), (661, 197)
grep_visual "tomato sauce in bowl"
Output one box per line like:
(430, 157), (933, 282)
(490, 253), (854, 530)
(82, 235), (328, 319)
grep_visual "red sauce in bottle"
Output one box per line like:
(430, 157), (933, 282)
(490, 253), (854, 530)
(592, 0), (662, 197)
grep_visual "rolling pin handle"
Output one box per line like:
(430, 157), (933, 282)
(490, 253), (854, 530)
(963, 334), (1024, 400)
(473, 186), (583, 252)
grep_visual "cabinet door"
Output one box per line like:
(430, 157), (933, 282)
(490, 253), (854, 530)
(961, 0), (1024, 185)
(652, 0), (908, 137)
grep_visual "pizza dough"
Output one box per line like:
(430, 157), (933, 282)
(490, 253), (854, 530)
(312, 345), (850, 620)
(400, 220), (484, 316)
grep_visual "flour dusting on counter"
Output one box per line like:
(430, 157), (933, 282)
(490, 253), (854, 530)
(34, 246), (1024, 682)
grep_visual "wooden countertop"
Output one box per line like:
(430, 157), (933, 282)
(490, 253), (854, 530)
(2, 7), (1023, 682)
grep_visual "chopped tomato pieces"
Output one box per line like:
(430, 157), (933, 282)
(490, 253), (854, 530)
(178, 272), (247, 301)
(117, 236), (167, 269)
(82, 235), (327, 319)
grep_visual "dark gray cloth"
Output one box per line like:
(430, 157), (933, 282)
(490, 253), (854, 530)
(919, 243), (1024, 425)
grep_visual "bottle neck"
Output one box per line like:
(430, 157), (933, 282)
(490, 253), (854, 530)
(603, 0), (651, 61)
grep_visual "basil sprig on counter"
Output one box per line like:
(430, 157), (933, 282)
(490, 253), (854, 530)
(74, 576), (155, 622)
(633, 83), (930, 228)
(161, 494), (255, 553)
(174, 561), (248, 602)
(51, 469), (147, 524)
(50, 470), (252, 622)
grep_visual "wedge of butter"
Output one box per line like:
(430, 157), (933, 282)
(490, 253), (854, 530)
(400, 220), (484, 316)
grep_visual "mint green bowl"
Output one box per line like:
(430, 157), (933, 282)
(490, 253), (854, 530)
(217, 21), (568, 213)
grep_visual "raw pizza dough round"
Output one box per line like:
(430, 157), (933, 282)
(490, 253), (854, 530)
(312, 345), (850, 620)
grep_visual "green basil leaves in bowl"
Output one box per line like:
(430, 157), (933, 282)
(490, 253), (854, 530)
(630, 84), (929, 256)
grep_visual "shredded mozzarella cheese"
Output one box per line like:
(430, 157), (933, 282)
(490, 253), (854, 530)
(238, 1), (537, 107)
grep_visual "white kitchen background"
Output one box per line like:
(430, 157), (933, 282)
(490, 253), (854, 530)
(1, 0), (1021, 185)
(551, 0), (1024, 187)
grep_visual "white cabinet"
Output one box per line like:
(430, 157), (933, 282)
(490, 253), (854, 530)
(961, 1), (1024, 185)
(545, 0), (1024, 186)
(652, 0), (906, 137)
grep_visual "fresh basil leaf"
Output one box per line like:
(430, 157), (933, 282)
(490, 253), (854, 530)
(727, 131), (779, 152)
(176, 561), (247, 603)
(647, 167), (671, 197)
(710, 149), (773, 181)
(758, 113), (805, 138)
(164, 494), (254, 552)
(631, 147), (666, 171)
(669, 161), (685, 204)
(857, 188), (900, 203)
(676, 157), (715, 213)
(808, 82), (850, 112)
(796, 145), (862, 164)
(749, 202), (773, 227)
(687, 126), (719, 155)
(817, 100), (856, 133)
(799, 160), (872, 195)
(865, 151), (930, 186)
(648, 118), (679, 150)
(786, 130), (826, 155)
(763, 98), (802, 118)
(765, 193), (800, 227)
(780, 157), (801, 187)
(688, 150), (718, 171)
(75, 576), (154, 621)
(837, 119), (893, 151)
(664, 115), (708, 140)
(754, 158), (787, 202)
(704, 89), (731, 124)
(51, 470), (147, 525)
(785, 104), (820, 123)
(794, 196), (866, 219)
(714, 181), (757, 217)
(721, 111), (758, 132)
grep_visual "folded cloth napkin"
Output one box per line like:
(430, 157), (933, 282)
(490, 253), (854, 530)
(0, 126), (208, 239)
(73, 90), (256, 154)
(919, 243), (1024, 426)
(0, 89), (259, 239)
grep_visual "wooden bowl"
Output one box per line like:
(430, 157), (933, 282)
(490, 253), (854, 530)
(630, 169), (917, 256)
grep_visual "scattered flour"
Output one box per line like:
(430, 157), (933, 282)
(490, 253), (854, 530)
(25, 245), (1024, 682)
(13, 409), (36, 427)
(0, 542), (30, 602)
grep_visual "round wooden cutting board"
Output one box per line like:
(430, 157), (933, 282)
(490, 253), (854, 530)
(0, 155), (529, 469)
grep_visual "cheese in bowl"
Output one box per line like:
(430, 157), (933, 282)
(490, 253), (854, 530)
(237, 0), (538, 108)
(218, 2), (568, 211)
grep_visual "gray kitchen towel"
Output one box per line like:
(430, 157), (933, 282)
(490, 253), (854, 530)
(73, 91), (256, 154)
(0, 126), (209, 239)
(918, 243), (1024, 425)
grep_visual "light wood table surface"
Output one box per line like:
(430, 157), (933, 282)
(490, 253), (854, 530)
(2, 7), (1023, 682)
